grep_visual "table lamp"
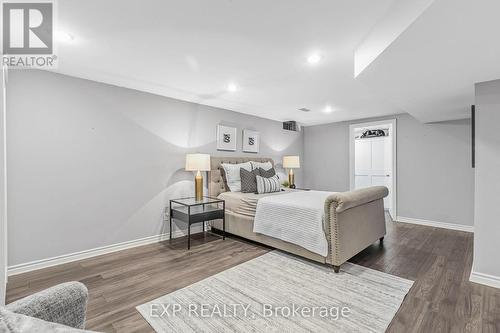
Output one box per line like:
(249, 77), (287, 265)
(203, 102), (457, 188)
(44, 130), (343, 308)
(185, 154), (211, 200)
(283, 155), (300, 189)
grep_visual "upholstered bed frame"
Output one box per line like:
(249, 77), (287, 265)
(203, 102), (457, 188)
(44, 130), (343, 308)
(208, 156), (388, 272)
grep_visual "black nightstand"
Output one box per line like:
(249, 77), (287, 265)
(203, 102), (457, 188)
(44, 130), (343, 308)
(169, 197), (225, 249)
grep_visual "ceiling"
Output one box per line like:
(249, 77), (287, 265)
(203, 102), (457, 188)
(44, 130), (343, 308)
(356, 0), (500, 123)
(50, 0), (500, 125)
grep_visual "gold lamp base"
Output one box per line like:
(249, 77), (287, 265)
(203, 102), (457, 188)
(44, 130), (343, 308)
(288, 169), (296, 189)
(195, 171), (203, 201)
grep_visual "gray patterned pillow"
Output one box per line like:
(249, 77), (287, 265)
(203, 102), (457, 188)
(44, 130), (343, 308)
(240, 168), (261, 193)
(258, 167), (276, 178)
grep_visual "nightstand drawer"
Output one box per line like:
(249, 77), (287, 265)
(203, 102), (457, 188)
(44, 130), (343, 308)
(171, 205), (224, 224)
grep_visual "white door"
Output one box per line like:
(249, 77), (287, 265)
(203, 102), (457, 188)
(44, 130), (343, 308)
(354, 136), (392, 212)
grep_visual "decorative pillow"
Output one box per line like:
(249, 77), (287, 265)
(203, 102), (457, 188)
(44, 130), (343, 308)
(240, 168), (261, 193)
(221, 162), (252, 192)
(258, 167), (276, 178)
(250, 161), (273, 171)
(256, 174), (281, 194)
(276, 171), (288, 185)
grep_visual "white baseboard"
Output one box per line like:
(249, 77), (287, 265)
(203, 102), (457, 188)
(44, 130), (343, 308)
(7, 225), (204, 276)
(395, 216), (474, 233)
(470, 271), (500, 289)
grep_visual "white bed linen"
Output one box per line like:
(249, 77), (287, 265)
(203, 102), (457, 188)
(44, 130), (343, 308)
(218, 191), (285, 217)
(253, 190), (333, 256)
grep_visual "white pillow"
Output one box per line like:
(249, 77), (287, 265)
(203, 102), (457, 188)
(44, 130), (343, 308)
(276, 171), (288, 185)
(250, 161), (273, 171)
(221, 162), (252, 192)
(256, 175), (281, 194)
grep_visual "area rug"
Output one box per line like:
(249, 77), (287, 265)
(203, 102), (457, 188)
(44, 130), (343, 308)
(137, 251), (413, 332)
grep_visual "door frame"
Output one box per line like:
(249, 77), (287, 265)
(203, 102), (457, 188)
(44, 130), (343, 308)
(0, 65), (7, 305)
(349, 119), (397, 219)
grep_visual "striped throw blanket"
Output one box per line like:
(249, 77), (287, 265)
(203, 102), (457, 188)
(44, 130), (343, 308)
(253, 190), (333, 256)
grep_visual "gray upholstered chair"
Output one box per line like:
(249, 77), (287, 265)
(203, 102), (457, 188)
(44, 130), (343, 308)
(0, 281), (96, 332)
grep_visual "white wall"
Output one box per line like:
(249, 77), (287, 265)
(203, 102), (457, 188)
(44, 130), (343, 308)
(6, 70), (303, 266)
(472, 79), (500, 284)
(303, 113), (474, 226)
(0, 66), (7, 305)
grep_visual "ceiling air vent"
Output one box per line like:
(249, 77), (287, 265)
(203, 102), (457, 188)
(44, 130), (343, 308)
(283, 121), (299, 132)
(298, 107), (311, 112)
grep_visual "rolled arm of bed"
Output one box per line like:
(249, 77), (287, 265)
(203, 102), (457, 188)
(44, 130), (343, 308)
(325, 186), (389, 267)
(324, 186), (388, 213)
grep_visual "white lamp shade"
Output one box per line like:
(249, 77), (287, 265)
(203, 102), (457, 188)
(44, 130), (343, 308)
(185, 154), (211, 171)
(283, 155), (300, 169)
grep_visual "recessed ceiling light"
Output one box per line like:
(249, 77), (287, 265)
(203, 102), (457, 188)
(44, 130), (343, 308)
(307, 53), (321, 64)
(227, 83), (238, 92)
(55, 31), (74, 43)
(323, 105), (334, 113)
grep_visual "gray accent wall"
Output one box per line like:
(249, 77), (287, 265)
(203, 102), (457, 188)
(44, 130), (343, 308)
(303, 113), (474, 226)
(6, 70), (303, 266)
(473, 79), (500, 278)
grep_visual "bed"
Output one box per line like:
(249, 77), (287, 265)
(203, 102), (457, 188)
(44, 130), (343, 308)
(208, 157), (388, 272)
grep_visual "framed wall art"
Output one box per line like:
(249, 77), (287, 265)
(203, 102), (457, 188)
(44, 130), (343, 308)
(216, 125), (237, 151)
(242, 129), (259, 153)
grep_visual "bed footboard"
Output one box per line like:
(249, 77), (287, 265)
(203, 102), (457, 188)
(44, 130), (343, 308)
(325, 186), (388, 269)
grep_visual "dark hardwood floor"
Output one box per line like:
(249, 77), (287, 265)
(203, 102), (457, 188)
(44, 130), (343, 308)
(6, 220), (500, 332)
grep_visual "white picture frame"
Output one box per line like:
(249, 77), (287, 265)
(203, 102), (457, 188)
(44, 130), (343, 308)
(216, 125), (237, 151)
(242, 129), (259, 153)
